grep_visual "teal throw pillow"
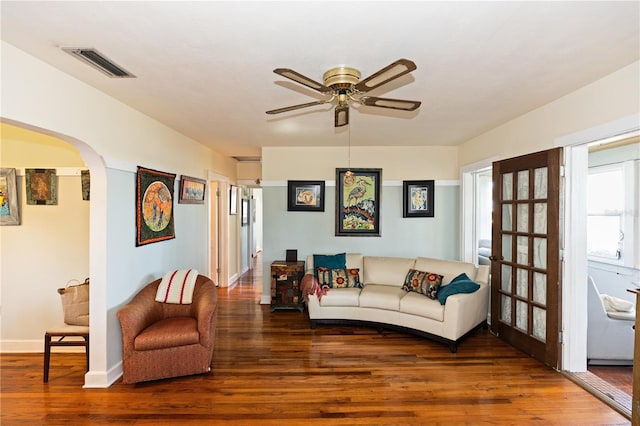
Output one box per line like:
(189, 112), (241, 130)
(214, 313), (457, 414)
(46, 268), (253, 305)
(313, 253), (347, 278)
(437, 273), (480, 305)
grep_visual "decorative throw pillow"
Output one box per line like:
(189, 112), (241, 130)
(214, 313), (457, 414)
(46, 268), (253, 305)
(313, 253), (347, 278)
(600, 294), (634, 312)
(402, 269), (443, 299)
(317, 267), (361, 288)
(436, 273), (480, 305)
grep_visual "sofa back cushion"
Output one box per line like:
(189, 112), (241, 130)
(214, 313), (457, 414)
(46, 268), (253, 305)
(414, 257), (479, 285)
(363, 256), (416, 287)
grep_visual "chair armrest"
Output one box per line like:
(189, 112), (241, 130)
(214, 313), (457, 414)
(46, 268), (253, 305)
(191, 276), (217, 348)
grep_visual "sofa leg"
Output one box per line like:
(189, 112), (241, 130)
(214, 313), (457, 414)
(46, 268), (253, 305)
(310, 320), (317, 329)
(449, 342), (458, 353)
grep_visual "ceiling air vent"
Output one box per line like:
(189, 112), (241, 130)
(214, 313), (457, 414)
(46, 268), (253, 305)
(62, 47), (135, 78)
(232, 157), (262, 163)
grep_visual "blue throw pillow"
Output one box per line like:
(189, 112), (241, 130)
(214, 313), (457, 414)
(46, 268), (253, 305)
(313, 253), (347, 278)
(437, 273), (480, 305)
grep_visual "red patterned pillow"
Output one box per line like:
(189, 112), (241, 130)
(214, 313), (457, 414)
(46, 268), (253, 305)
(402, 269), (444, 299)
(317, 267), (361, 288)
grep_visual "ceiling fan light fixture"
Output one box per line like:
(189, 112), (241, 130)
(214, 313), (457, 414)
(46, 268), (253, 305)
(335, 105), (349, 127)
(323, 67), (361, 89)
(267, 59), (420, 127)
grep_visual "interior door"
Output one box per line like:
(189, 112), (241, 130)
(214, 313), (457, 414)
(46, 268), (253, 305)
(490, 148), (562, 368)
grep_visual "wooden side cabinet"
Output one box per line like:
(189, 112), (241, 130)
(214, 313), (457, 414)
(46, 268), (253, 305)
(271, 261), (305, 312)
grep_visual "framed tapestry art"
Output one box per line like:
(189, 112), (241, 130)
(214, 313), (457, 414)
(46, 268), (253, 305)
(335, 168), (381, 236)
(179, 175), (206, 204)
(0, 168), (20, 225)
(81, 170), (90, 201)
(136, 166), (176, 246)
(403, 180), (435, 217)
(25, 168), (57, 205)
(287, 180), (325, 212)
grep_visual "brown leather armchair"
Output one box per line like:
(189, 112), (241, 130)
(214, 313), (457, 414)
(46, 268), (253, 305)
(117, 274), (217, 384)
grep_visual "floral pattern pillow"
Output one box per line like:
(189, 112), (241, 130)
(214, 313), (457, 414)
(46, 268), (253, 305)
(317, 267), (361, 288)
(402, 269), (444, 299)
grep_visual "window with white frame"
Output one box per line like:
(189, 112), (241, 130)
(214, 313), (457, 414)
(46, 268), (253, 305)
(586, 137), (639, 268)
(586, 164), (624, 261)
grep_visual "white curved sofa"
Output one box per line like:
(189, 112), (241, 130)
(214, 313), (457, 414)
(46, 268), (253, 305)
(305, 254), (490, 352)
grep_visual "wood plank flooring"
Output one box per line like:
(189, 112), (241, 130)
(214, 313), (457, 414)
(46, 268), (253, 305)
(0, 260), (632, 425)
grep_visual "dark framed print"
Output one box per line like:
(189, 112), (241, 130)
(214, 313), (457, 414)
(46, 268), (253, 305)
(241, 199), (249, 226)
(179, 175), (206, 204)
(229, 185), (238, 215)
(25, 168), (57, 205)
(136, 166), (176, 246)
(0, 168), (20, 225)
(403, 180), (435, 218)
(287, 180), (325, 212)
(81, 170), (90, 201)
(335, 168), (382, 236)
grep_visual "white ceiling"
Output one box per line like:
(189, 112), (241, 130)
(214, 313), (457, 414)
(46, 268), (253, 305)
(2, 1), (639, 159)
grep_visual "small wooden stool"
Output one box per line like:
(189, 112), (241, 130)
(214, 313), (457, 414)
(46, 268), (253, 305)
(43, 325), (89, 383)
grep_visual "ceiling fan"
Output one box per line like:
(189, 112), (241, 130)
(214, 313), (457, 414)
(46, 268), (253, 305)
(266, 58), (421, 127)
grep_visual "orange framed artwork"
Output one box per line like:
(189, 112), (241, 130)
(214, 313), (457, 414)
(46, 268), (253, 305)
(136, 166), (176, 246)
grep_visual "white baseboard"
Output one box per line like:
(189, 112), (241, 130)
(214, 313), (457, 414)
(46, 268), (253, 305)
(1, 339), (85, 353)
(84, 361), (122, 388)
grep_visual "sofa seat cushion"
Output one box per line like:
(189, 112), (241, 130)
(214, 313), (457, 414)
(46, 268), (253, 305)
(319, 288), (361, 307)
(399, 292), (445, 321)
(134, 317), (199, 351)
(606, 311), (636, 321)
(359, 284), (406, 311)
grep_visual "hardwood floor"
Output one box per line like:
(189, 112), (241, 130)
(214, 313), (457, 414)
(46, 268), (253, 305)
(589, 366), (633, 396)
(0, 258), (632, 425)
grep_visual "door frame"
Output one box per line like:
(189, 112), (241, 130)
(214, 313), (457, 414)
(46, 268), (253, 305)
(208, 171), (231, 288)
(555, 113), (640, 372)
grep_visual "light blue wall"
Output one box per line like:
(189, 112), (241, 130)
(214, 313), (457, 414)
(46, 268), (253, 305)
(105, 167), (210, 366)
(262, 183), (460, 301)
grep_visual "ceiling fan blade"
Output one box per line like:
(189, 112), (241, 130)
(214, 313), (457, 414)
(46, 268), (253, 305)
(266, 100), (332, 115)
(360, 96), (421, 111)
(335, 105), (349, 127)
(353, 59), (417, 93)
(273, 68), (333, 93)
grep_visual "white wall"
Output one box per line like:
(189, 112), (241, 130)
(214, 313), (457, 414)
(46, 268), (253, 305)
(459, 61), (640, 166)
(1, 41), (235, 387)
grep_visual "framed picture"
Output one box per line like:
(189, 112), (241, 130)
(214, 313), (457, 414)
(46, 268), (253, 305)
(25, 168), (57, 205)
(136, 166), (176, 246)
(335, 168), (382, 237)
(229, 185), (238, 215)
(81, 170), (90, 201)
(403, 180), (435, 218)
(241, 199), (249, 226)
(0, 168), (20, 225)
(287, 180), (325, 212)
(179, 175), (206, 204)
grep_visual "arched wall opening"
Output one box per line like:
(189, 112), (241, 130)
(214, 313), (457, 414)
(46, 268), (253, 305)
(1, 117), (109, 388)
